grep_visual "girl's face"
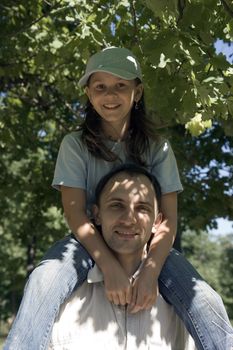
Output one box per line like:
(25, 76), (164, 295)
(85, 72), (143, 138)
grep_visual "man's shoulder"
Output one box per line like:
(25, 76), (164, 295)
(87, 265), (104, 283)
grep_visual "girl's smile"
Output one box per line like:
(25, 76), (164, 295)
(85, 72), (143, 140)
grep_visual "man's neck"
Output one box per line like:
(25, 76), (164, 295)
(115, 248), (147, 277)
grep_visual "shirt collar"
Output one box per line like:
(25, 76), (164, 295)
(87, 265), (104, 283)
(87, 260), (145, 284)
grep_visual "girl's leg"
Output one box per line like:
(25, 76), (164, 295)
(158, 248), (233, 350)
(4, 234), (94, 350)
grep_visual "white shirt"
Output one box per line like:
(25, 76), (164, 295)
(49, 265), (196, 350)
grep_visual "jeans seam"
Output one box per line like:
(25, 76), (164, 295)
(40, 261), (92, 350)
(159, 277), (208, 350)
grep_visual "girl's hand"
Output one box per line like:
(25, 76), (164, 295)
(128, 265), (159, 313)
(103, 262), (133, 306)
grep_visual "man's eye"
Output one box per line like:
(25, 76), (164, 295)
(138, 206), (151, 213)
(110, 203), (123, 209)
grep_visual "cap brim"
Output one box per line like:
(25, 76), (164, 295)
(78, 68), (141, 87)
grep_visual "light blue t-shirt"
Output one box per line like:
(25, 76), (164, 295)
(52, 131), (183, 217)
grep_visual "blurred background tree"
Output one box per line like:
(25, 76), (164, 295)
(0, 0), (232, 324)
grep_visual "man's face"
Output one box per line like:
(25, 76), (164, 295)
(94, 172), (160, 256)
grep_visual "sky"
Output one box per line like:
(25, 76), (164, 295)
(214, 39), (233, 63)
(209, 218), (233, 236)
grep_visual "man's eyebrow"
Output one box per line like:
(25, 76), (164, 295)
(105, 197), (124, 202)
(105, 197), (154, 207)
(137, 201), (154, 208)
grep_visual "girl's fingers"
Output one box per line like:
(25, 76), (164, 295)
(118, 291), (126, 305)
(131, 285), (137, 307)
(128, 286), (137, 313)
(115, 286), (133, 305)
(125, 285), (133, 305)
(108, 290), (157, 312)
(107, 285), (133, 306)
(140, 296), (153, 310)
(108, 293), (120, 306)
(129, 291), (157, 313)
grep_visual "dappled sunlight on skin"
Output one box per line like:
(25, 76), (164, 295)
(109, 177), (151, 199)
(93, 172), (160, 278)
(103, 176), (157, 222)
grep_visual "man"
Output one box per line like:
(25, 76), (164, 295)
(48, 164), (196, 349)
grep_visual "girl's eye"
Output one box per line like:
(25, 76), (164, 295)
(116, 83), (126, 89)
(95, 84), (105, 91)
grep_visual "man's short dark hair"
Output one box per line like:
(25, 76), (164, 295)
(95, 163), (162, 210)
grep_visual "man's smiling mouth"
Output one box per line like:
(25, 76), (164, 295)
(115, 230), (138, 239)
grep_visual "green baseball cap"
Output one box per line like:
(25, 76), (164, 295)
(78, 47), (142, 87)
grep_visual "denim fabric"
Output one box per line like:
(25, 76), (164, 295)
(159, 249), (233, 350)
(4, 235), (94, 350)
(4, 236), (233, 350)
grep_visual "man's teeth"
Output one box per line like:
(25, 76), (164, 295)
(116, 231), (136, 235)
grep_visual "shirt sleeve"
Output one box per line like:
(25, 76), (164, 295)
(52, 132), (88, 191)
(149, 138), (183, 194)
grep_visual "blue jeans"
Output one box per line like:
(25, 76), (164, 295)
(4, 234), (233, 350)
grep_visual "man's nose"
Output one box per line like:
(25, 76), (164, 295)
(120, 207), (137, 225)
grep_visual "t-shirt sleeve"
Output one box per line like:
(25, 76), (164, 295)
(149, 139), (183, 194)
(52, 132), (87, 191)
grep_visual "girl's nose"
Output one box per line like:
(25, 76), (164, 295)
(105, 86), (117, 96)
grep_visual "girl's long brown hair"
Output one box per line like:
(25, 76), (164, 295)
(80, 82), (158, 165)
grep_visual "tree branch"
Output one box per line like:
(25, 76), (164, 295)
(4, 0), (64, 38)
(130, 0), (139, 44)
(177, 0), (186, 23)
(221, 0), (233, 18)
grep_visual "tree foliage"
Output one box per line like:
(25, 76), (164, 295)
(218, 234), (233, 319)
(1, 0), (233, 132)
(0, 0), (233, 320)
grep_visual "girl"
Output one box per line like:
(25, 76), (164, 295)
(4, 47), (233, 350)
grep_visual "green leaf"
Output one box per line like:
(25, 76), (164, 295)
(185, 113), (212, 136)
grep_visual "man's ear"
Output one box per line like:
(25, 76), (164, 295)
(92, 204), (101, 225)
(151, 212), (163, 234)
